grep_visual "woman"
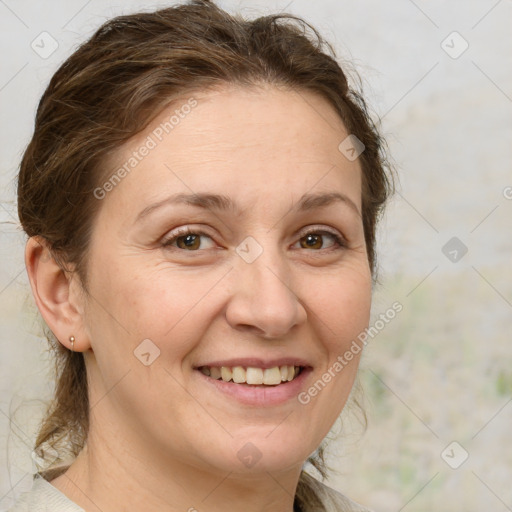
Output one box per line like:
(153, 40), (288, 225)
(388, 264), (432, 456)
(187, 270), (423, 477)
(9, 1), (393, 510)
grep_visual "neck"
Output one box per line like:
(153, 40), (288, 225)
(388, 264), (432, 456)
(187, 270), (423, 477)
(50, 423), (303, 512)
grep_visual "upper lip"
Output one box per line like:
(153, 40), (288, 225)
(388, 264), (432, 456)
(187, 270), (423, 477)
(194, 357), (312, 369)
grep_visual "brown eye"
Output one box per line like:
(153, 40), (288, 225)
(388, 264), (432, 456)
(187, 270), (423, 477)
(161, 227), (346, 254)
(297, 230), (346, 251)
(162, 229), (214, 251)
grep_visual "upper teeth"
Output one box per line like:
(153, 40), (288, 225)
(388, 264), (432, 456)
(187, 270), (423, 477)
(200, 365), (300, 385)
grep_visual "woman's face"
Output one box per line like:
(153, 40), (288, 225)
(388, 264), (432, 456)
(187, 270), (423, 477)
(80, 84), (371, 476)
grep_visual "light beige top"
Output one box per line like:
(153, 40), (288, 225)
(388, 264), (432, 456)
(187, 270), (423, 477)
(7, 472), (372, 512)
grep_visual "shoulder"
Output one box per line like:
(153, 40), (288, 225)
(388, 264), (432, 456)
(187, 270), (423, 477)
(306, 476), (374, 512)
(6, 473), (85, 512)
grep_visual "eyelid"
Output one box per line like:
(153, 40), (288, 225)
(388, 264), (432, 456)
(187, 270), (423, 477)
(300, 225), (347, 242)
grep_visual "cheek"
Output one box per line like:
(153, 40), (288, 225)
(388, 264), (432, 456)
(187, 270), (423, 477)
(90, 261), (226, 353)
(312, 265), (372, 340)
(299, 270), (370, 435)
(309, 266), (371, 397)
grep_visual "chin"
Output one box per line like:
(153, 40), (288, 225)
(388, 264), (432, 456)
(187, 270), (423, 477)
(204, 431), (315, 476)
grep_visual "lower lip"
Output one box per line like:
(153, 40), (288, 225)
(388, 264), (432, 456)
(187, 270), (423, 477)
(196, 368), (312, 406)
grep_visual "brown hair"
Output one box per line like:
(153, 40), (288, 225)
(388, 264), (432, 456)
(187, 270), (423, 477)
(17, 0), (394, 509)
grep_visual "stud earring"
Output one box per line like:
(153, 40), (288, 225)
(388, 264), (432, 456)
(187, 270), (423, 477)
(69, 335), (75, 352)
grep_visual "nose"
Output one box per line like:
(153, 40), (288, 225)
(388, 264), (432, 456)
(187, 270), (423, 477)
(225, 241), (307, 339)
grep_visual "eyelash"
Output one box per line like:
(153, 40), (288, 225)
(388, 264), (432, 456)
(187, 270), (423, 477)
(161, 227), (347, 253)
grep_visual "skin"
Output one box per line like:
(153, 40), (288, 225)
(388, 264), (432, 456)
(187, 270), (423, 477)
(25, 83), (372, 512)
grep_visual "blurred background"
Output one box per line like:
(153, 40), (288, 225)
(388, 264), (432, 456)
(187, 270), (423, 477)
(1, 1), (511, 511)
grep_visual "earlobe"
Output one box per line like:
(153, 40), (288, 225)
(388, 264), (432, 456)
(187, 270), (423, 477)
(24, 236), (90, 352)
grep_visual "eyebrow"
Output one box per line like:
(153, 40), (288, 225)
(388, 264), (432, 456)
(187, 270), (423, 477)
(135, 191), (361, 223)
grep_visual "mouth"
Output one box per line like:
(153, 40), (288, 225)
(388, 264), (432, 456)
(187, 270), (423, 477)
(193, 360), (312, 406)
(197, 365), (304, 386)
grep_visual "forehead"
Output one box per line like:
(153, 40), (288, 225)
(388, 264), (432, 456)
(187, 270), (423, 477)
(99, 83), (362, 220)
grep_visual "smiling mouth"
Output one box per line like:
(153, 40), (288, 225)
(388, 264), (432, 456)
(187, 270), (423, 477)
(197, 365), (303, 386)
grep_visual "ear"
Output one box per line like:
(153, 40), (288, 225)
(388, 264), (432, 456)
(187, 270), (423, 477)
(24, 236), (91, 352)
